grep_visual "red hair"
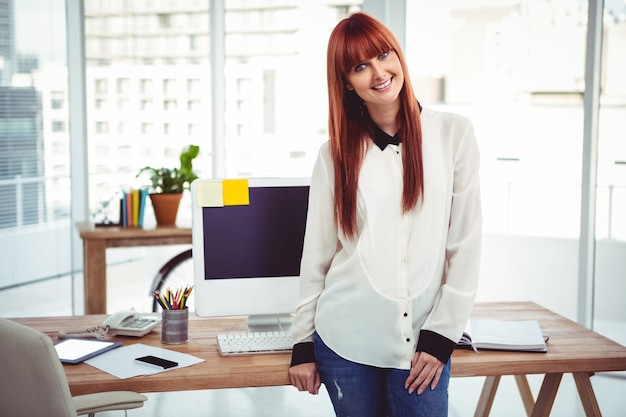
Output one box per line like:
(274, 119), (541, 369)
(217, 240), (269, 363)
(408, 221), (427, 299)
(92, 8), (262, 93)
(327, 12), (424, 239)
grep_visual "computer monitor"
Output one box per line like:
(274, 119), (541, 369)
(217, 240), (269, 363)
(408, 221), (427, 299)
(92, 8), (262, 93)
(191, 177), (310, 331)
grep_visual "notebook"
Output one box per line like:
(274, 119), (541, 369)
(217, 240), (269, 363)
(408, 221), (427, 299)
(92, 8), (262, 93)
(457, 319), (547, 353)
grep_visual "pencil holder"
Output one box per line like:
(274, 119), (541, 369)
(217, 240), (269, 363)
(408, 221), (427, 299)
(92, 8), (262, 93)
(161, 308), (188, 344)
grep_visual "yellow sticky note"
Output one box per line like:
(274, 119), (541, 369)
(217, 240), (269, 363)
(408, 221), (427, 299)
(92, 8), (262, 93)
(222, 179), (249, 206)
(196, 181), (224, 207)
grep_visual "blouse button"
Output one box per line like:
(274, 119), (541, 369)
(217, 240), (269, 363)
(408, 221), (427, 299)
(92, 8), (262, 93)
(406, 338), (411, 342)
(403, 312), (408, 317)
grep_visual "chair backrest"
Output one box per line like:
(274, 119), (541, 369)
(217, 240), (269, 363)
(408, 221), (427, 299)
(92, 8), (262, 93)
(0, 318), (77, 417)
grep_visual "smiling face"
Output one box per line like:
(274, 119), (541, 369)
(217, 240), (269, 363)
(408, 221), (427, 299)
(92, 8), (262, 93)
(345, 50), (404, 115)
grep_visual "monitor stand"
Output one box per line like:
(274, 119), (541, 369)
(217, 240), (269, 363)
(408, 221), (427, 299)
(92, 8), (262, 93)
(247, 313), (293, 333)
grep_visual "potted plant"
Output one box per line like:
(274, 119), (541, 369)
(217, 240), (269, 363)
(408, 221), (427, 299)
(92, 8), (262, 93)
(137, 144), (200, 226)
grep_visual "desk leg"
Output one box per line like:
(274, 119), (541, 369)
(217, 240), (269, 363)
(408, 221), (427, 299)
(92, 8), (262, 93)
(530, 373), (562, 417)
(515, 375), (535, 416)
(573, 372), (602, 417)
(474, 375), (501, 417)
(83, 240), (107, 314)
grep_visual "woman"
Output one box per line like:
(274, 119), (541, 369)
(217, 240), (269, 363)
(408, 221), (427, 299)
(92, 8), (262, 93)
(289, 12), (481, 417)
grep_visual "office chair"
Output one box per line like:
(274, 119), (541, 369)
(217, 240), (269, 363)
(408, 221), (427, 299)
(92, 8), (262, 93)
(0, 317), (147, 417)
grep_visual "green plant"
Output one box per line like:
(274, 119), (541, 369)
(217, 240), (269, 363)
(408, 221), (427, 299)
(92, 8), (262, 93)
(137, 145), (200, 194)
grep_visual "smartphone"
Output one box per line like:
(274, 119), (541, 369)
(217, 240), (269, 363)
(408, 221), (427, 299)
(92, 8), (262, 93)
(134, 355), (178, 370)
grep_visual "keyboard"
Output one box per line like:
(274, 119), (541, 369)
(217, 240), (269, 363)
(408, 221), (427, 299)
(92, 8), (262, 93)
(216, 330), (293, 356)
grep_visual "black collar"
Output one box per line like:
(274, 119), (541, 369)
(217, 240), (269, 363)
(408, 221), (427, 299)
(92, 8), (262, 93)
(371, 102), (422, 151)
(372, 123), (401, 151)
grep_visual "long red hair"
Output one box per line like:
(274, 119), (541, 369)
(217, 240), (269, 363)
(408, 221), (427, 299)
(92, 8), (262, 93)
(327, 12), (424, 239)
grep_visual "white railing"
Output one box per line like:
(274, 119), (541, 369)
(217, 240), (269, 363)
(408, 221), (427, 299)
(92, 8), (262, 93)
(0, 175), (71, 229)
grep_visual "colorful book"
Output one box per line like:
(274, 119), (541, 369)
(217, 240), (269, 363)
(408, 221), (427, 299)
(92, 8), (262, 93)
(138, 188), (148, 227)
(132, 189), (140, 226)
(120, 192), (128, 227)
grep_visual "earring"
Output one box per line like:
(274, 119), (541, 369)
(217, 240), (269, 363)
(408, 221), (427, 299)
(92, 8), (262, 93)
(360, 99), (366, 117)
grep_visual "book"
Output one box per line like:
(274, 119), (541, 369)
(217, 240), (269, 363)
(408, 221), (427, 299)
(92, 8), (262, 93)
(132, 188), (140, 226)
(457, 319), (547, 352)
(138, 188), (148, 227)
(120, 192), (128, 227)
(125, 190), (133, 226)
(119, 188), (148, 227)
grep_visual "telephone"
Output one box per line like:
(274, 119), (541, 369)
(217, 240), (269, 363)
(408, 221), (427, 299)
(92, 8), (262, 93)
(102, 309), (160, 337)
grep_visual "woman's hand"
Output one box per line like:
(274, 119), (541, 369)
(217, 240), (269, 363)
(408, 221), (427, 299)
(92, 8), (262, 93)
(289, 362), (321, 395)
(405, 351), (444, 395)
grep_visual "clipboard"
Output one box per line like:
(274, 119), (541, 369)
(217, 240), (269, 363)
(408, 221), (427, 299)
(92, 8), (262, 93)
(54, 338), (123, 364)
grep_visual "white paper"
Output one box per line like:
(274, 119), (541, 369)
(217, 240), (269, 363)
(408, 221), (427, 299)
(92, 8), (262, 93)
(85, 343), (204, 379)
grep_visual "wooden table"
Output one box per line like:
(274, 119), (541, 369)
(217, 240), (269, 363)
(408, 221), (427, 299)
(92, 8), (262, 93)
(14, 302), (626, 416)
(75, 222), (192, 314)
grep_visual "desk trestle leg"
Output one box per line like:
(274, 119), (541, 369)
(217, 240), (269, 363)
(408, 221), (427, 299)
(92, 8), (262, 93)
(474, 375), (501, 417)
(573, 372), (602, 417)
(514, 375), (535, 416)
(531, 373), (562, 417)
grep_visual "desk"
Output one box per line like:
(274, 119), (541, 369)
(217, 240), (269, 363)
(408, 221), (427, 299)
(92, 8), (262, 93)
(13, 302), (626, 417)
(76, 222), (192, 314)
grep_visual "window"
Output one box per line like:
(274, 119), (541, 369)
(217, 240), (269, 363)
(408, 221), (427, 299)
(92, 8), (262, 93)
(141, 123), (154, 135)
(116, 78), (130, 95)
(95, 122), (109, 134)
(163, 79), (177, 95)
(117, 98), (130, 110)
(189, 34), (198, 50)
(187, 78), (200, 94)
(0, 0), (73, 302)
(158, 13), (172, 29)
(51, 91), (65, 109)
(221, 3), (360, 177)
(402, 2), (625, 342)
(118, 121), (129, 134)
(95, 78), (107, 94)
(0, 0), (620, 351)
(140, 99), (154, 111)
(51, 98), (64, 109)
(187, 100), (201, 111)
(187, 123), (200, 135)
(406, 1), (586, 239)
(140, 79), (153, 95)
(593, 1), (626, 345)
(52, 121), (66, 132)
(164, 100), (177, 111)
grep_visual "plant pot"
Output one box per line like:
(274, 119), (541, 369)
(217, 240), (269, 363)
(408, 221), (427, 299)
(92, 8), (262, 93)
(149, 193), (183, 226)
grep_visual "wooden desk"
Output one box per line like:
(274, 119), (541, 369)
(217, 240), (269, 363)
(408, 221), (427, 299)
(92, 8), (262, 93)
(75, 222), (192, 314)
(14, 302), (626, 417)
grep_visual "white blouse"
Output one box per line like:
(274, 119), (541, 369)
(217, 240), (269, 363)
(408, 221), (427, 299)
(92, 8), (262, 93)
(291, 107), (482, 369)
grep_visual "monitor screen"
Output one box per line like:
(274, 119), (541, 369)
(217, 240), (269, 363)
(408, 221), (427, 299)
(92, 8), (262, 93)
(191, 177), (309, 330)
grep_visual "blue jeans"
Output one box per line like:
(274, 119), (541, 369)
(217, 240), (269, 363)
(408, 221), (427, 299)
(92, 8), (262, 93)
(314, 333), (450, 417)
